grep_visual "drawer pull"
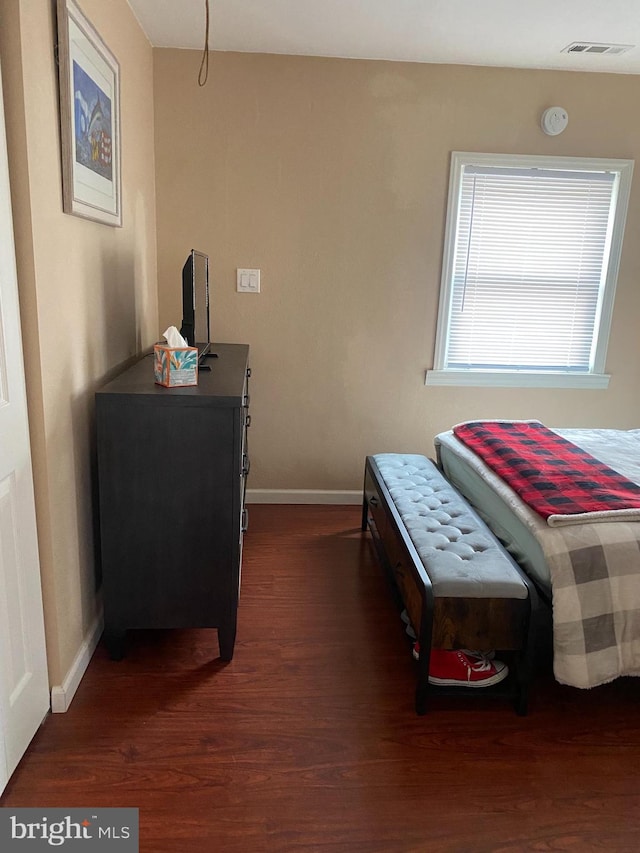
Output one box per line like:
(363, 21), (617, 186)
(245, 414), (252, 428)
(242, 454), (251, 477)
(241, 508), (249, 532)
(246, 367), (252, 378)
(369, 496), (379, 507)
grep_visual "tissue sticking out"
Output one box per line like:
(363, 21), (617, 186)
(154, 327), (198, 387)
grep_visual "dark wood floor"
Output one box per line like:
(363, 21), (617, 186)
(3, 505), (640, 851)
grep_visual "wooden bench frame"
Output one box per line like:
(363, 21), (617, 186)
(362, 455), (538, 715)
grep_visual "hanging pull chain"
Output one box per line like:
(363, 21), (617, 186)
(198, 0), (210, 86)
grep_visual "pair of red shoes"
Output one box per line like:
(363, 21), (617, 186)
(412, 643), (508, 687)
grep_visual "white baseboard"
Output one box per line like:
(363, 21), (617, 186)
(50, 610), (104, 713)
(246, 489), (362, 505)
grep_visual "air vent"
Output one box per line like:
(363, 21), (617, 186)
(563, 42), (634, 56)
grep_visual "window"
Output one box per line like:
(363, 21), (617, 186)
(427, 152), (634, 388)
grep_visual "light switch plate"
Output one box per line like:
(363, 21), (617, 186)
(237, 268), (260, 293)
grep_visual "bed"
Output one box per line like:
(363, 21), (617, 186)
(435, 425), (640, 690)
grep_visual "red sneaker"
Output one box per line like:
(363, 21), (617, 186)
(462, 648), (495, 661)
(412, 644), (496, 663)
(428, 649), (509, 687)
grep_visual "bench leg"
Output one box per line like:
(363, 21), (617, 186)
(415, 645), (432, 715)
(415, 683), (429, 715)
(415, 591), (435, 715)
(515, 686), (528, 716)
(513, 596), (538, 715)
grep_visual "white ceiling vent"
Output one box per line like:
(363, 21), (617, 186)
(562, 42), (634, 56)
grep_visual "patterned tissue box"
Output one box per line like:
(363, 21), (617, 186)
(153, 343), (198, 387)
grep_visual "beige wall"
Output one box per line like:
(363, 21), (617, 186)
(0, 0), (158, 685)
(154, 51), (640, 492)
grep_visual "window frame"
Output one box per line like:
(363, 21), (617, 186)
(426, 152), (634, 389)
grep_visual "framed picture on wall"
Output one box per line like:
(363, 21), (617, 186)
(56, 0), (122, 226)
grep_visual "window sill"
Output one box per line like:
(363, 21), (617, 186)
(425, 369), (611, 389)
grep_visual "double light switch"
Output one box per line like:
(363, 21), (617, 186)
(237, 269), (261, 293)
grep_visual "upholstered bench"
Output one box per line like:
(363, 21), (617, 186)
(362, 454), (537, 715)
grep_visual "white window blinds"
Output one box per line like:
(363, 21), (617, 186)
(446, 165), (618, 372)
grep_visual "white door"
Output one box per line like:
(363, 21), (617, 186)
(0, 59), (49, 795)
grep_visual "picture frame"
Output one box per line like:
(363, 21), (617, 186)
(56, 0), (122, 226)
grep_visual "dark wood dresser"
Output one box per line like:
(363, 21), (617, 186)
(95, 343), (250, 661)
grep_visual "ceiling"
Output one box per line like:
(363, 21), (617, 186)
(126, 0), (640, 74)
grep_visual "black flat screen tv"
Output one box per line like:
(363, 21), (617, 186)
(180, 249), (211, 360)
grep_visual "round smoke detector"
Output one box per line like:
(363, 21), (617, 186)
(541, 107), (569, 136)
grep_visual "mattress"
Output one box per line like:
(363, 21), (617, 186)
(435, 427), (640, 595)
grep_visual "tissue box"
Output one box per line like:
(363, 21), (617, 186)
(153, 344), (198, 387)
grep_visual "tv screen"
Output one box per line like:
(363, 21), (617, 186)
(180, 249), (210, 359)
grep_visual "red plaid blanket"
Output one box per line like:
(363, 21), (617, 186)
(453, 421), (640, 519)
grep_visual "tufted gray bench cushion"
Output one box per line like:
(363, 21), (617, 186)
(373, 454), (528, 600)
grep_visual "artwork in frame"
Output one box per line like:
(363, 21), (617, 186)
(56, 0), (121, 226)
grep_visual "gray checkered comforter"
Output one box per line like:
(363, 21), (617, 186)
(436, 428), (640, 689)
(543, 518), (640, 687)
